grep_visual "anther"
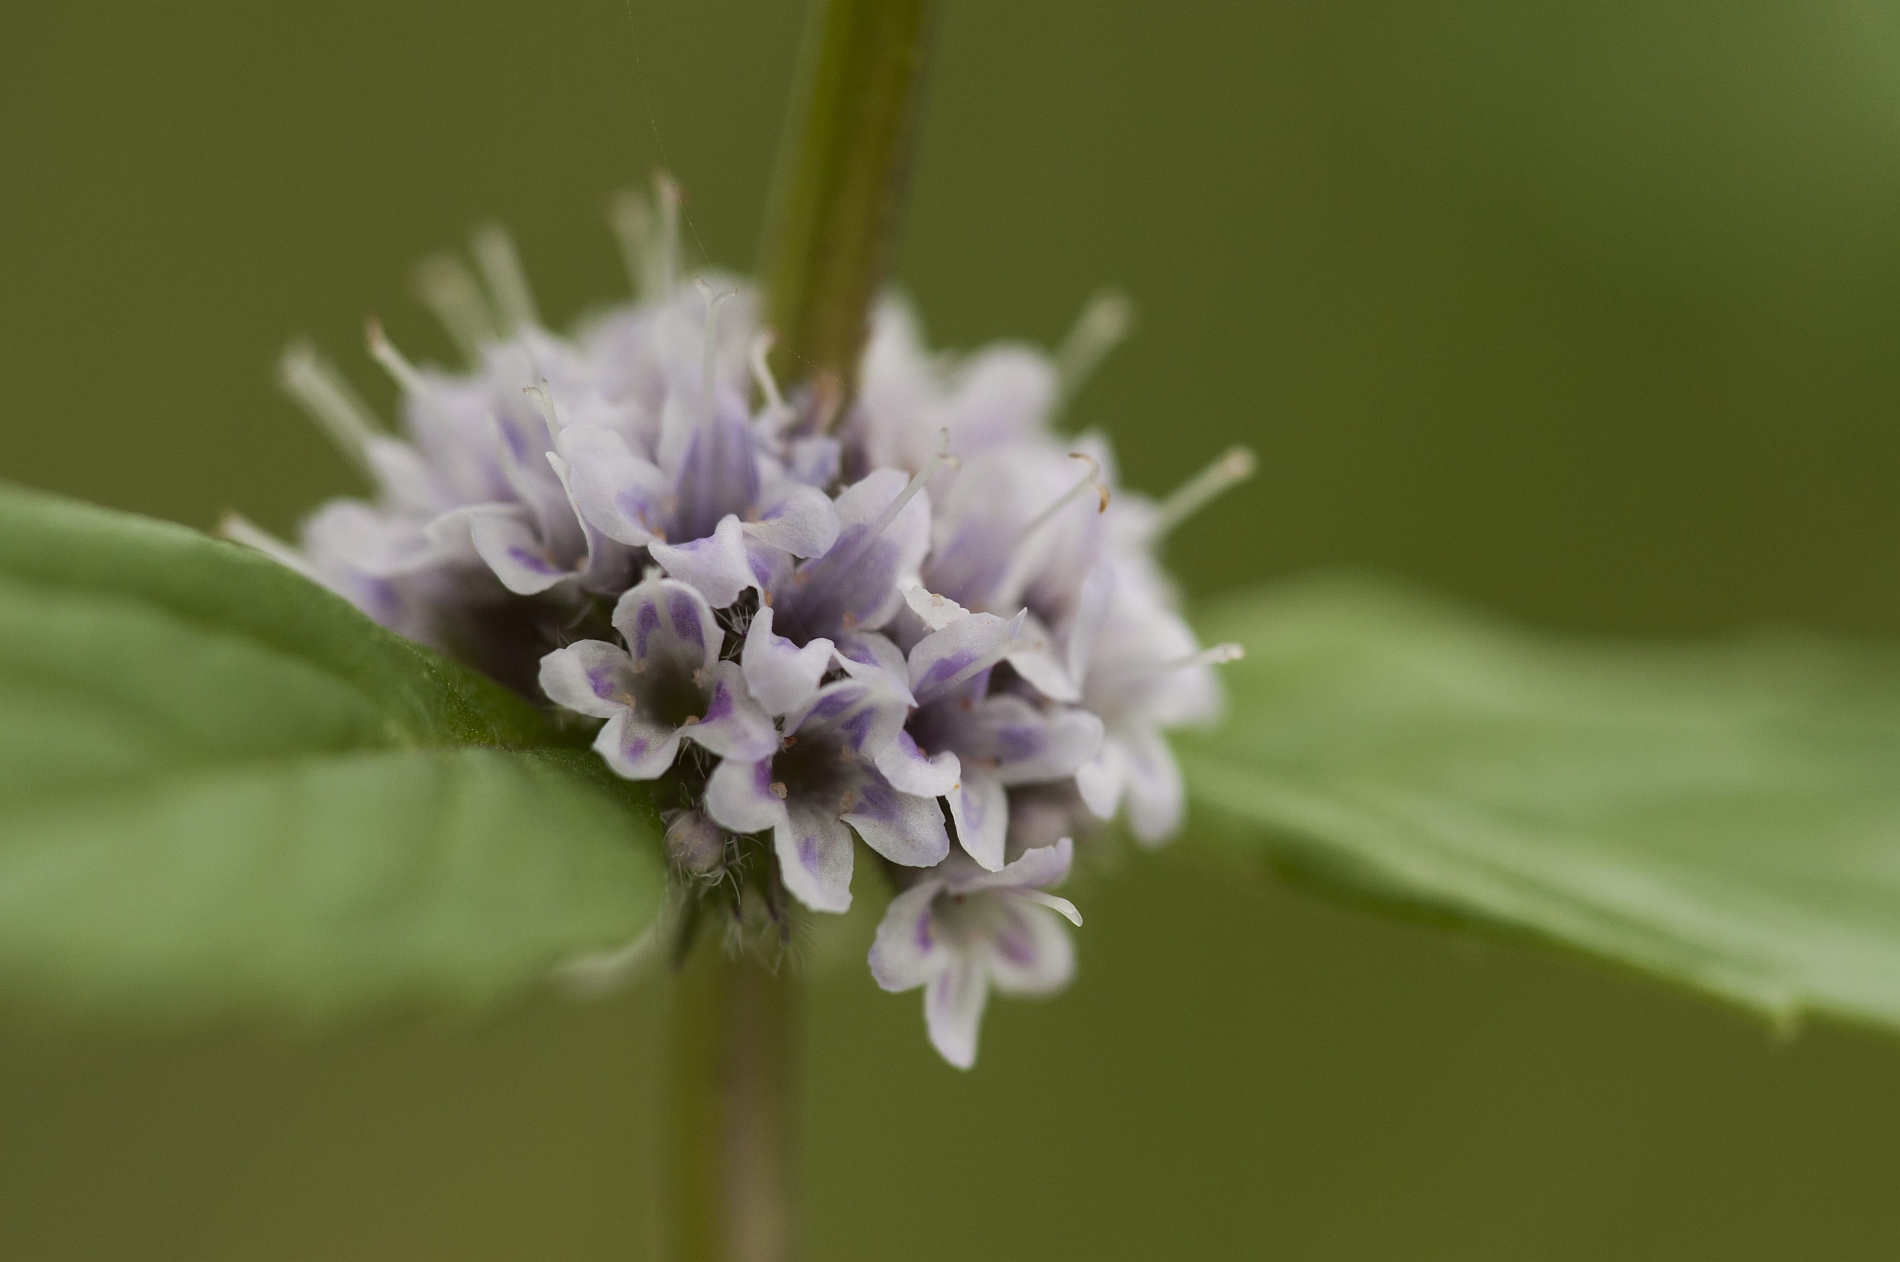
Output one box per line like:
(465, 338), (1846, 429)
(522, 379), (565, 441)
(277, 340), (380, 479)
(413, 254), (497, 364)
(1051, 290), (1134, 422)
(1147, 446), (1255, 542)
(471, 222), (541, 333)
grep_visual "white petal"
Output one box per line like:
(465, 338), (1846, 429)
(1063, 557), (1117, 689)
(593, 710), (683, 780)
(1122, 724), (1185, 846)
(741, 605), (832, 717)
(874, 730), (961, 798)
(684, 660), (779, 762)
(705, 756), (789, 836)
(611, 575), (722, 674)
(554, 421), (668, 543)
(650, 514), (755, 609)
(947, 772), (1009, 871)
(469, 507), (571, 595)
(303, 500), (437, 577)
(537, 640), (635, 721)
(1006, 611), (1081, 702)
(902, 583), (970, 632)
(1074, 740), (1125, 820)
(925, 959), (989, 1070)
(906, 611), (1012, 702)
(833, 630), (914, 704)
(981, 899), (1076, 997)
(967, 696), (1104, 786)
(953, 836), (1074, 895)
(867, 880), (948, 992)
(842, 770), (949, 868)
(775, 805), (855, 913)
(745, 478), (840, 557)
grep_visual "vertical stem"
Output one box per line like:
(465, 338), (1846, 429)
(660, 4), (938, 1258)
(663, 930), (800, 1262)
(759, 0), (938, 405)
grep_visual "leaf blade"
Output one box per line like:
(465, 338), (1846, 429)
(1179, 574), (1900, 1031)
(0, 485), (663, 1017)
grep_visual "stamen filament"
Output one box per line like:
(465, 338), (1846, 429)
(413, 254), (497, 364)
(365, 319), (428, 398)
(608, 186), (654, 299)
(750, 331), (788, 423)
(863, 429), (958, 542)
(1051, 290), (1133, 422)
(1151, 642), (1244, 677)
(277, 341), (380, 477)
(696, 280), (737, 430)
(1147, 446), (1256, 541)
(1015, 453), (1108, 546)
(471, 222), (541, 333)
(218, 511), (325, 585)
(656, 172), (682, 299)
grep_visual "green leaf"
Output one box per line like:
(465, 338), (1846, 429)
(0, 485), (665, 1018)
(1178, 574), (1900, 1033)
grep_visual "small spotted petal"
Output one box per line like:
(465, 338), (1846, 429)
(867, 880), (949, 992)
(537, 639), (636, 721)
(650, 513), (755, 609)
(925, 959), (989, 1071)
(741, 605), (833, 717)
(777, 803), (856, 913)
(594, 708), (683, 780)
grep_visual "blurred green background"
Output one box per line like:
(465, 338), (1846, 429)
(6, 1), (1900, 1257)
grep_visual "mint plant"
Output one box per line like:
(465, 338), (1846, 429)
(3, 2), (1898, 1259)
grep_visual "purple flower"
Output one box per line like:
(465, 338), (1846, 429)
(738, 465), (935, 717)
(868, 838), (1083, 1069)
(704, 678), (947, 913)
(874, 610), (1102, 869)
(558, 291), (838, 608)
(538, 574), (777, 779)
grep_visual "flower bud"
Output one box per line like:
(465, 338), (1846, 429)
(665, 810), (727, 876)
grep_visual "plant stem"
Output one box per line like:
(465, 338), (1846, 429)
(758, 0), (939, 407)
(662, 930), (800, 1262)
(658, 4), (939, 1257)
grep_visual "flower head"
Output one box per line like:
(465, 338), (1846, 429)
(237, 185), (1250, 1066)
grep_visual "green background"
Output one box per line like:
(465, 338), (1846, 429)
(6, 1), (1900, 1256)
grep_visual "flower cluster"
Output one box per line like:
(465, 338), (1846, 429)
(233, 184), (1248, 1067)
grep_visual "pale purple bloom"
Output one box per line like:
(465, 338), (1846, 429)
(558, 300), (838, 609)
(738, 466), (933, 718)
(875, 610), (1102, 869)
(868, 838), (1083, 1069)
(705, 677), (947, 913)
(242, 207), (1248, 1065)
(538, 575), (776, 779)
